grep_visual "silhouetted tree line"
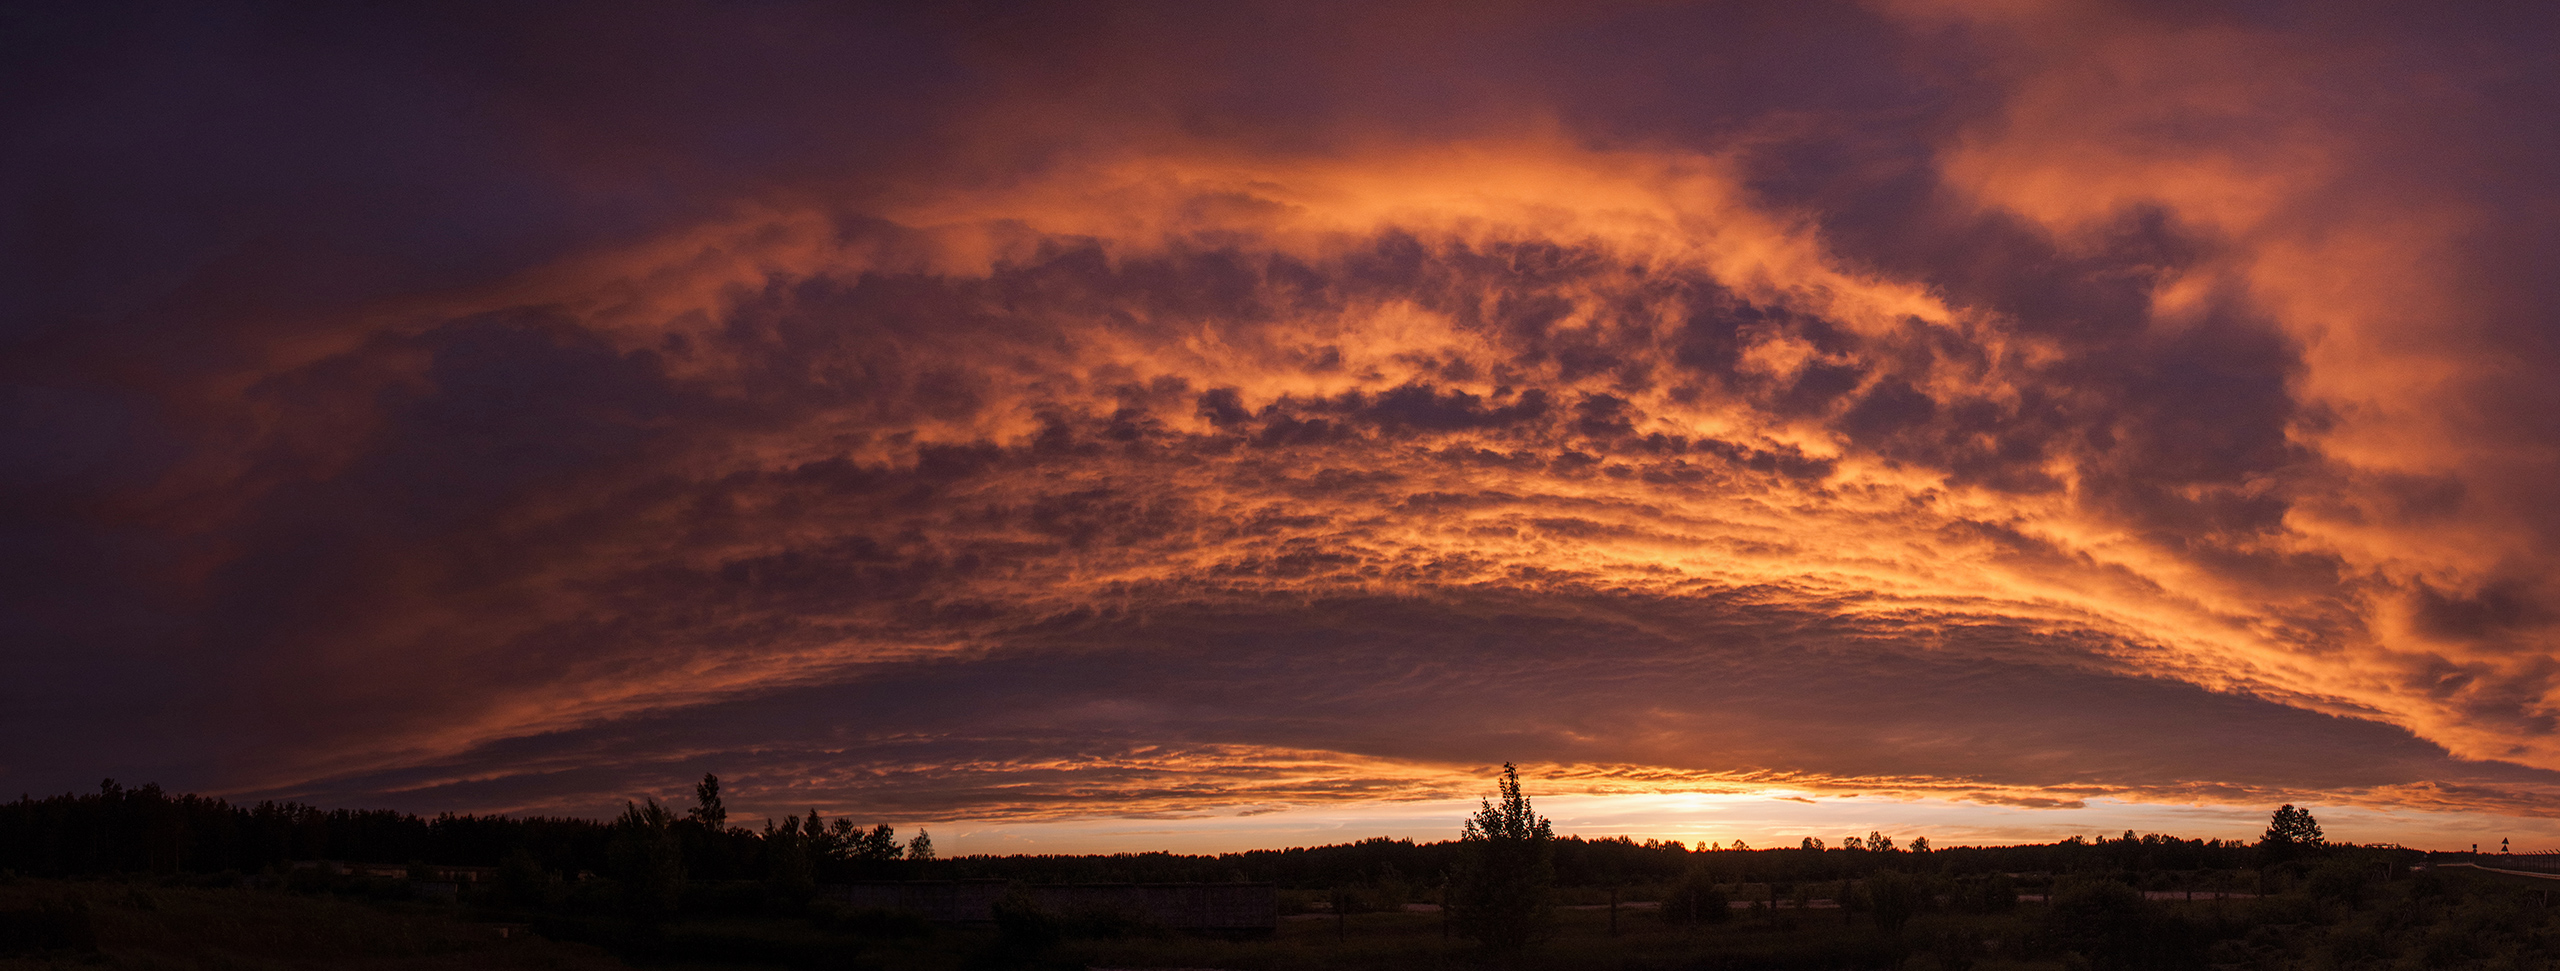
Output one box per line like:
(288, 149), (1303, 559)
(0, 776), (933, 889)
(0, 780), (616, 877)
(963, 829), (2286, 892)
(1, 777), (2359, 895)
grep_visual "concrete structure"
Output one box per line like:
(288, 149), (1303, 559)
(831, 880), (1276, 933)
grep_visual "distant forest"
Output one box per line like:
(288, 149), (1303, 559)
(3, 776), (2324, 889)
(16, 776), (2544, 971)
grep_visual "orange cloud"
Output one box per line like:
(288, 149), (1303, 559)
(11, 0), (2558, 844)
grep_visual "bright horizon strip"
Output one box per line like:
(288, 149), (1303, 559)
(919, 794), (2560, 858)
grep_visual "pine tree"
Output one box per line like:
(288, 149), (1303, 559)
(688, 774), (726, 830)
(2258, 804), (2324, 864)
(2263, 805), (2323, 846)
(857, 824), (901, 861)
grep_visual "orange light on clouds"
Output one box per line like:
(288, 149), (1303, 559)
(14, 0), (2560, 851)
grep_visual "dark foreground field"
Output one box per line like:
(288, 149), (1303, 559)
(3, 861), (2554, 971)
(0, 876), (623, 970)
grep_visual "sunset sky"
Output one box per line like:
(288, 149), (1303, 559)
(7, 1), (2560, 854)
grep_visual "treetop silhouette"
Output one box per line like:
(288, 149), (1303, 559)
(1451, 762), (1556, 952)
(2262, 804), (2324, 847)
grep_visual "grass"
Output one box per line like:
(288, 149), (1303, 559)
(9, 864), (2545, 971)
(0, 877), (626, 970)
(1035, 903), (2039, 971)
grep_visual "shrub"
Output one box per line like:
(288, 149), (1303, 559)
(2044, 877), (2205, 970)
(1865, 871), (1932, 933)
(1659, 868), (1731, 926)
(2304, 855), (2379, 907)
(1953, 872), (2018, 913)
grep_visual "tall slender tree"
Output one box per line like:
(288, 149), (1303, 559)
(687, 774), (726, 830)
(1449, 762), (1555, 951)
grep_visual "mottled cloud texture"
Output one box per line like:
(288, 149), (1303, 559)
(7, 1), (2560, 843)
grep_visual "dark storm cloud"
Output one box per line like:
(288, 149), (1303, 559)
(5, 0), (2559, 838)
(264, 590), (2560, 821)
(19, 214), (2493, 816)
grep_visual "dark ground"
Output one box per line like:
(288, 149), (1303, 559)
(3, 858), (2553, 970)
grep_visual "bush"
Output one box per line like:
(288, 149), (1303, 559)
(1952, 872), (2018, 913)
(1659, 868), (1731, 926)
(2044, 877), (2205, 971)
(974, 889), (1062, 970)
(1865, 870), (1932, 933)
(1924, 925), (1980, 971)
(2046, 879), (2148, 961)
(2304, 856), (2380, 907)
(491, 848), (556, 911)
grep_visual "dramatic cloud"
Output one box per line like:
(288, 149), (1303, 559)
(5, 0), (2558, 846)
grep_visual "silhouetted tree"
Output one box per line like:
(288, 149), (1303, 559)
(855, 824), (901, 861)
(607, 800), (686, 921)
(1449, 762), (1554, 951)
(763, 814), (815, 901)
(687, 774), (726, 830)
(2263, 804), (2323, 845)
(907, 829), (936, 860)
(2259, 804), (2324, 864)
(805, 809), (837, 862)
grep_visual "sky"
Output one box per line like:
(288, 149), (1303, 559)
(6, 0), (2560, 855)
